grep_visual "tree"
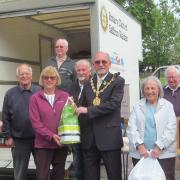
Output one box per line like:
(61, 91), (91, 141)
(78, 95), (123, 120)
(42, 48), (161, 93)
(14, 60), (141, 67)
(169, 31), (180, 64)
(144, 1), (179, 67)
(115, 0), (180, 68)
(116, 0), (156, 37)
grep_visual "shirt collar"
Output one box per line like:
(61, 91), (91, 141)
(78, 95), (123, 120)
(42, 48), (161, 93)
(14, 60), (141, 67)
(56, 55), (67, 62)
(78, 80), (84, 88)
(97, 72), (109, 82)
(165, 84), (180, 91)
(18, 84), (33, 92)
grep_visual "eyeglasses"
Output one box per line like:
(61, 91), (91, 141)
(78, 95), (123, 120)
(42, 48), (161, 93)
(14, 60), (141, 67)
(55, 45), (65, 49)
(167, 76), (177, 80)
(19, 72), (31, 77)
(43, 76), (56, 81)
(94, 60), (108, 65)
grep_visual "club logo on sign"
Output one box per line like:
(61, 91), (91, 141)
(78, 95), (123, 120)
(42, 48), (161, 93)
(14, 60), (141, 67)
(100, 5), (108, 32)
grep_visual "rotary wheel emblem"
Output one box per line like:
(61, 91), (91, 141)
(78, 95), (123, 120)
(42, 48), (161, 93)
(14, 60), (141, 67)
(100, 6), (108, 32)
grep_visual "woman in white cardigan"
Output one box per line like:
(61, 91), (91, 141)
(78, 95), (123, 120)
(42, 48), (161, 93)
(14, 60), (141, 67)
(127, 76), (176, 180)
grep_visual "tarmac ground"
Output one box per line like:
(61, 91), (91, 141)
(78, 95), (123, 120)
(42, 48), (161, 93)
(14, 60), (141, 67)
(0, 148), (180, 180)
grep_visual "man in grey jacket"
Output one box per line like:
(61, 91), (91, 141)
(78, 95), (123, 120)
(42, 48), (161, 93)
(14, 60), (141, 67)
(48, 38), (76, 92)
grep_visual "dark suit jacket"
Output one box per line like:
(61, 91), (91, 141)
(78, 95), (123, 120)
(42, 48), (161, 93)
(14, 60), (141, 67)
(69, 80), (88, 141)
(69, 80), (86, 107)
(80, 72), (125, 151)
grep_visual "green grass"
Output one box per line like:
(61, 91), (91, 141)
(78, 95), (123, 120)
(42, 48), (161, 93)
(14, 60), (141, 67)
(139, 72), (167, 87)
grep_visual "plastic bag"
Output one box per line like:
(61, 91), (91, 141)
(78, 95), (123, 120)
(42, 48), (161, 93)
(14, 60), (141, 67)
(128, 157), (166, 180)
(58, 97), (80, 144)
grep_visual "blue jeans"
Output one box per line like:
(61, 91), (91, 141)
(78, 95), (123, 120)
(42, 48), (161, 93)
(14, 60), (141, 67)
(72, 143), (84, 180)
(12, 138), (35, 180)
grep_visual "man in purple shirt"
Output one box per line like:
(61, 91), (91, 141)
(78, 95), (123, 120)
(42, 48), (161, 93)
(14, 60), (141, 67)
(163, 65), (180, 116)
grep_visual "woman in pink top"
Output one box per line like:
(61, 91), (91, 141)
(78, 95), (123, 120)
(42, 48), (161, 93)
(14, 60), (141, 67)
(29, 66), (69, 180)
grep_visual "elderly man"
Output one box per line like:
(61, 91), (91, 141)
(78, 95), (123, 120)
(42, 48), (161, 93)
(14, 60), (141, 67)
(77, 51), (125, 180)
(48, 38), (76, 92)
(69, 59), (91, 180)
(70, 59), (91, 105)
(2, 64), (40, 180)
(163, 65), (180, 116)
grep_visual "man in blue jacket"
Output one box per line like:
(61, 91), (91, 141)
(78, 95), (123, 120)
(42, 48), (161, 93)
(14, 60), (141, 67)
(2, 64), (40, 180)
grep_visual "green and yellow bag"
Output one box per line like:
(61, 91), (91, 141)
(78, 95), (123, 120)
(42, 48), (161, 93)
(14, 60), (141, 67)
(58, 97), (80, 144)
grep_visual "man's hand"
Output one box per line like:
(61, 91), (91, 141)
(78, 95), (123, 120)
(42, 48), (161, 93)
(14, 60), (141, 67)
(5, 137), (14, 147)
(76, 107), (88, 116)
(52, 134), (61, 146)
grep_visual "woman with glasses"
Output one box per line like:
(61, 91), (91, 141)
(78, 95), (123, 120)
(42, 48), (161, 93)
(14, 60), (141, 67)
(29, 66), (69, 180)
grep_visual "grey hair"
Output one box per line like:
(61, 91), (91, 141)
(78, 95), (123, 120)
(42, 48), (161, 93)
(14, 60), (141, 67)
(165, 65), (180, 77)
(75, 59), (92, 71)
(56, 38), (68, 47)
(141, 76), (164, 98)
(16, 64), (32, 76)
(93, 51), (111, 62)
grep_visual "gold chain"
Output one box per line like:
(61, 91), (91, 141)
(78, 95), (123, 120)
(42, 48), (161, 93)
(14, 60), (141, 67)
(90, 75), (115, 106)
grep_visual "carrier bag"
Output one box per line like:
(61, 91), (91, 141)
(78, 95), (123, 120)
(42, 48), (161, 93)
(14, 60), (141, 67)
(128, 157), (166, 180)
(58, 97), (80, 144)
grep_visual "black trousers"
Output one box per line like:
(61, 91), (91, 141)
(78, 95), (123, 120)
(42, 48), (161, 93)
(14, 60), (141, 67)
(132, 157), (176, 180)
(71, 143), (84, 180)
(12, 138), (35, 180)
(83, 145), (122, 180)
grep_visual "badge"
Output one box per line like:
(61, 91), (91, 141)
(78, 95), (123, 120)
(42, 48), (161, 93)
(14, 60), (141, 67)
(93, 97), (101, 106)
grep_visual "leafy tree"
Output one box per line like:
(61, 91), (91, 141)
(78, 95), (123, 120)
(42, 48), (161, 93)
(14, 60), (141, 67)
(116, 0), (156, 37)
(115, 0), (180, 68)
(144, 0), (179, 67)
(169, 31), (180, 64)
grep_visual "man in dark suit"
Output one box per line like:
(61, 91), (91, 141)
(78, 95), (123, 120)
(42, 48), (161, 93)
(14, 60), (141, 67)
(77, 51), (125, 180)
(70, 59), (91, 180)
